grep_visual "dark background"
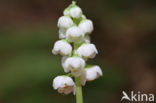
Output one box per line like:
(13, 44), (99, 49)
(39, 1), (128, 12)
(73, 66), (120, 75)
(0, 0), (156, 103)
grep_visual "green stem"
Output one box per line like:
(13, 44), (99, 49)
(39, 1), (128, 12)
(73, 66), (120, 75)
(75, 76), (83, 103)
(73, 42), (83, 103)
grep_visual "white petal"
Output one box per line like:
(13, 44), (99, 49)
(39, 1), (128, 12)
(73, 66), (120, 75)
(86, 66), (103, 81)
(53, 76), (65, 90)
(53, 76), (75, 94)
(64, 57), (85, 70)
(66, 26), (84, 43)
(63, 57), (85, 77)
(52, 40), (72, 56)
(69, 7), (82, 18)
(64, 76), (75, 86)
(79, 20), (93, 34)
(61, 56), (70, 73)
(58, 16), (73, 29)
(77, 43), (98, 59)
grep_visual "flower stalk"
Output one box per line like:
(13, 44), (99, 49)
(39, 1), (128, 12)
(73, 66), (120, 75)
(75, 76), (83, 103)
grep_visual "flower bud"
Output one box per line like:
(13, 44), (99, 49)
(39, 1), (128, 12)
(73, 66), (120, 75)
(58, 16), (73, 29)
(66, 26), (85, 43)
(63, 57), (85, 77)
(53, 76), (75, 94)
(85, 66), (103, 81)
(52, 40), (72, 56)
(79, 20), (93, 34)
(77, 43), (98, 59)
(69, 6), (82, 18)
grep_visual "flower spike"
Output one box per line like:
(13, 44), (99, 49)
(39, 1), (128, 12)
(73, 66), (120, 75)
(52, 1), (103, 103)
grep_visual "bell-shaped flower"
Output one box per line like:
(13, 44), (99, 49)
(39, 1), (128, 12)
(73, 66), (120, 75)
(62, 57), (85, 77)
(77, 43), (98, 59)
(66, 26), (85, 43)
(69, 6), (82, 18)
(53, 76), (75, 94)
(62, 56), (84, 77)
(85, 65), (103, 81)
(52, 40), (72, 56)
(58, 16), (73, 29)
(79, 20), (93, 34)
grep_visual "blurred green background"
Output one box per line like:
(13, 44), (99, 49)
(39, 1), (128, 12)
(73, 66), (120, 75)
(0, 0), (156, 103)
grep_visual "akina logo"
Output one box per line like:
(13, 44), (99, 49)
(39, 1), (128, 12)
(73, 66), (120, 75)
(121, 91), (155, 102)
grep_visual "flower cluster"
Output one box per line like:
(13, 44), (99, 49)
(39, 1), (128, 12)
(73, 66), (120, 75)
(52, 1), (103, 95)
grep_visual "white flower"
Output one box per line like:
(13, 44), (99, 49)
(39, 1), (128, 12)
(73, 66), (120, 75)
(69, 6), (82, 18)
(66, 26), (85, 43)
(62, 57), (84, 77)
(63, 57), (85, 77)
(53, 76), (75, 94)
(79, 20), (93, 34)
(52, 40), (72, 56)
(85, 65), (103, 81)
(77, 43), (98, 59)
(58, 16), (73, 29)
